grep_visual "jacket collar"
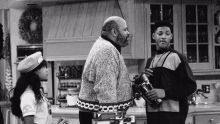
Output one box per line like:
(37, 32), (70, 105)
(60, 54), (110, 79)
(101, 35), (121, 53)
(156, 47), (172, 54)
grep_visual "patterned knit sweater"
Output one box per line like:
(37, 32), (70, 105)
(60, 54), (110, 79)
(77, 37), (133, 112)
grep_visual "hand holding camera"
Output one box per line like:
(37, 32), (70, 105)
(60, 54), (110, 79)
(133, 68), (162, 108)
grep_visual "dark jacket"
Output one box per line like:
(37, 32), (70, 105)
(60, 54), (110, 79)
(143, 48), (197, 113)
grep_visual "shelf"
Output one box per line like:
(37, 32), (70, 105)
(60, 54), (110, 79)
(17, 44), (43, 62)
(150, 22), (174, 25)
(58, 88), (68, 90)
(57, 76), (81, 80)
(57, 71), (81, 104)
(58, 87), (79, 91)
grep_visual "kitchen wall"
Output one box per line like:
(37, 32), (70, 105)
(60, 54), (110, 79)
(54, 59), (140, 80)
(0, 10), (10, 100)
(0, 60), (6, 100)
(52, 60), (139, 98)
(8, 3), (220, 105)
(10, 8), (25, 87)
(54, 60), (220, 104)
(125, 59), (139, 80)
(196, 80), (220, 103)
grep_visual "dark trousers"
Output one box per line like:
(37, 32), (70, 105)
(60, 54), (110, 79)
(79, 110), (94, 124)
(147, 112), (186, 124)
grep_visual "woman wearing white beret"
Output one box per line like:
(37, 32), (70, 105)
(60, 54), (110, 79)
(10, 52), (67, 124)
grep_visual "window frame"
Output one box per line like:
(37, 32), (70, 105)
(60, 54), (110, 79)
(182, 3), (213, 71)
(145, 3), (180, 59)
(145, 1), (218, 75)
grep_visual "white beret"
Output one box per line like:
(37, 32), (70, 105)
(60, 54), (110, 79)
(17, 51), (43, 73)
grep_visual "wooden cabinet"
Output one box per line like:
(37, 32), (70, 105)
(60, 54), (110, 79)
(52, 117), (80, 124)
(145, 3), (180, 57)
(136, 118), (147, 124)
(144, 0), (220, 73)
(186, 112), (220, 124)
(213, 5), (220, 70)
(52, 115), (146, 124)
(56, 65), (82, 106)
(182, 1), (212, 70)
(52, 108), (80, 124)
(51, 105), (220, 124)
(43, 0), (145, 61)
(195, 114), (220, 124)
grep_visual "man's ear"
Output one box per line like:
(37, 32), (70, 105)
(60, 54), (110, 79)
(111, 28), (118, 37)
(170, 33), (173, 39)
(152, 33), (155, 40)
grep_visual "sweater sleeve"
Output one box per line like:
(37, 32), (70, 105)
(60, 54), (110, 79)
(93, 48), (119, 104)
(164, 54), (197, 99)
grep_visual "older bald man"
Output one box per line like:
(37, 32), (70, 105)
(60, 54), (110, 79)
(76, 16), (133, 124)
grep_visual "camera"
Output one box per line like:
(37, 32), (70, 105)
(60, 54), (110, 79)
(133, 74), (162, 108)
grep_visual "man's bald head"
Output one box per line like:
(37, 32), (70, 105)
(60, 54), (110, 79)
(101, 16), (126, 32)
(101, 16), (130, 47)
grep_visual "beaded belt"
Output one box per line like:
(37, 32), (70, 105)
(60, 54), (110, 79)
(76, 99), (132, 112)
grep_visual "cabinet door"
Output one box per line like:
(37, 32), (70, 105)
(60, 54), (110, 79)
(214, 5), (220, 70)
(185, 115), (194, 124)
(182, 1), (212, 70)
(146, 3), (179, 57)
(136, 119), (147, 124)
(195, 114), (220, 124)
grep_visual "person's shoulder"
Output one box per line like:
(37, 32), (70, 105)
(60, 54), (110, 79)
(147, 55), (155, 60)
(95, 38), (115, 51)
(170, 49), (188, 63)
(98, 43), (119, 56)
(21, 88), (35, 99)
(146, 56), (155, 67)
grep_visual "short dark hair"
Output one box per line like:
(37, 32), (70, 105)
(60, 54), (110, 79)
(153, 20), (172, 33)
(102, 20), (119, 32)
